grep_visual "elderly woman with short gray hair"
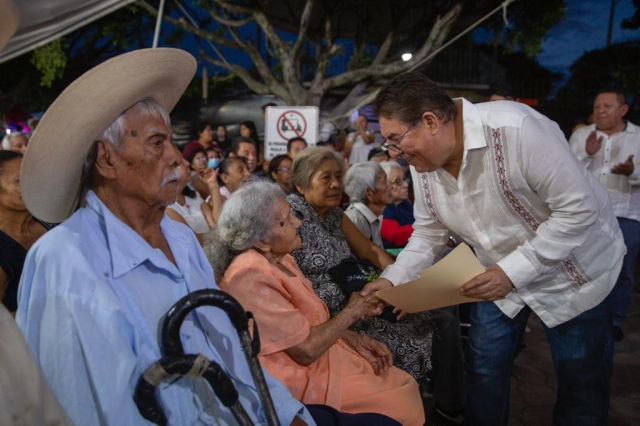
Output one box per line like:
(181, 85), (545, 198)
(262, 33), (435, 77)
(344, 162), (392, 249)
(287, 147), (435, 379)
(207, 180), (425, 426)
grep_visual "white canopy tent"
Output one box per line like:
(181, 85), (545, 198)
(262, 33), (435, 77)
(0, 0), (137, 64)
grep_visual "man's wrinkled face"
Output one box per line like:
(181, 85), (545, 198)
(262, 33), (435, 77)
(236, 142), (257, 172)
(111, 111), (182, 208)
(379, 114), (454, 174)
(593, 93), (628, 132)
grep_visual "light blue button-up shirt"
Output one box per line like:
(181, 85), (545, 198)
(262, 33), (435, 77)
(16, 191), (314, 425)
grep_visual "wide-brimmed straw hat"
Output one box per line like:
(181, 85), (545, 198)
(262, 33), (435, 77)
(21, 48), (197, 223)
(0, 0), (19, 52)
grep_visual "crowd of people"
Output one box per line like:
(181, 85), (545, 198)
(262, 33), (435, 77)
(1, 33), (639, 426)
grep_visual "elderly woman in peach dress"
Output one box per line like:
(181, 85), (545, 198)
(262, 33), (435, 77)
(206, 181), (425, 426)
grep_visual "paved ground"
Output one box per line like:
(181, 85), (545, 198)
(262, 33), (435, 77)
(424, 275), (640, 425)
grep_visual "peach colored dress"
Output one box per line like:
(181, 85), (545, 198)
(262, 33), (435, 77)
(219, 250), (425, 426)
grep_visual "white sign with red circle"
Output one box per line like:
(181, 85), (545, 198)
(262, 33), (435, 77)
(264, 106), (318, 160)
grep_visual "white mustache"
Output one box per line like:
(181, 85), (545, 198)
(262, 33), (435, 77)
(161, 167), (181, 186)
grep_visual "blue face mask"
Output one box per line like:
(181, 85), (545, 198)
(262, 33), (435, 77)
(208, 158), (220, 169)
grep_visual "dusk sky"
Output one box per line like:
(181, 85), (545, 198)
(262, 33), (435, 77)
(536, 0), (639, 76)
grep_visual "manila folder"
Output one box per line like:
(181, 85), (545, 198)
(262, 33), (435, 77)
(376, 243), (484, 313)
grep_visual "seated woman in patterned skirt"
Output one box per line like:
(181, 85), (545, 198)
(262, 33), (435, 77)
(287, 147), (466, 420)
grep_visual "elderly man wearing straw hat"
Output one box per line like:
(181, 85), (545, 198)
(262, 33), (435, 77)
(12, 48), (326, 425)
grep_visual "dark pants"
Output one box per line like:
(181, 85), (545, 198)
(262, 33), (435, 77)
(428, 308), (466, 413)
(305, 404), (401, 426)
(465, 300), (612, 426)
(611, 217), (640, 327)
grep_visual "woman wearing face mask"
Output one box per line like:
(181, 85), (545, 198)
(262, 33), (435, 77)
(205, 147), (222, 170)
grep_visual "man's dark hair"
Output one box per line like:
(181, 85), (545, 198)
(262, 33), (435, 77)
(374, 72), (456, 127)
(261, 102), (277, 111)
(287, 137), (307, 152)
(595, 88), (627, 106)
(0, 151), (23, 182)
(488, 81), (515, 100)
(230, 136), (256, 155)
(196, 121), (212, 134)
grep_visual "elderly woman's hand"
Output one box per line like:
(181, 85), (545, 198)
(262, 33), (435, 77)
(342, 332), (392, 375)
(345, 292), (385, 320)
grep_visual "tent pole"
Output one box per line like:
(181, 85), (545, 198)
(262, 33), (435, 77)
(152, 0), (167, 48)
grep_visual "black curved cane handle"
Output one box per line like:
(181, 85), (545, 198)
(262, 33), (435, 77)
(162, 289), (254, 357)
(158, 289), (279, 426)
(134, 354), (250, 425)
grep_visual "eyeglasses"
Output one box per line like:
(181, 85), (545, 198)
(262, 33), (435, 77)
(388, 177), (410, 187)
(381, 127), (411, 156)
(278, 166), (292, 172)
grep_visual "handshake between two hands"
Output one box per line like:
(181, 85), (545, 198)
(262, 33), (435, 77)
(354, 263), (515, 319)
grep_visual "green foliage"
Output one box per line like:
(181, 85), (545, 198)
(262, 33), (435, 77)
(475, 45), (562, 100)
(30, 39), (67, 87)
(555, 42), (640, 110)
(482, 0), (567, 57)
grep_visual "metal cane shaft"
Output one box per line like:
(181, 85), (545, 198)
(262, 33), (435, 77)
(161, 289), (280, 426)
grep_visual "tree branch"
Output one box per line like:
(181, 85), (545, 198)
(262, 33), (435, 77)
(309, 18), (335, 94)
(138, 0), (239, 48)
(219, 14), (288, 97)
(322, 3), (463, 91)
(372, 31), (394, 65)
(201, 56), (284, 98)
(207, 7), (252, 27)
(213, 0), (254, 15)
(413, 3), (463, 61)
(252, 10), (304, 99)
(347, 41), (365, 71)
(328, 85), (369, 120)
(291, 0), (315, 58)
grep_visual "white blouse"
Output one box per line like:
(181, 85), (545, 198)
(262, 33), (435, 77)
(167, 192), (210, 234)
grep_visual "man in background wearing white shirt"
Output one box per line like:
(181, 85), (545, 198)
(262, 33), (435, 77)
(363, 72), (625, 426)
(346, 114), (375, 164)
(569, 89), (640, 342)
